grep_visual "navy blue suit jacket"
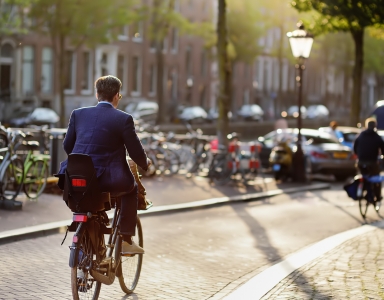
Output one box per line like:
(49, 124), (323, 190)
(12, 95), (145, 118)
(58, 102), (148, 193)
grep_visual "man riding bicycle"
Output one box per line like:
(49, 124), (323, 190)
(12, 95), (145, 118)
(57, 75), (150, 255)
(353, 118), (384, 201)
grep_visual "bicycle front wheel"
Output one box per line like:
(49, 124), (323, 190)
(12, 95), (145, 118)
(1, 158), (24, 201)
(71, 230), (101, 300)
(359, 198), (369, 219)
(23, 160), (48, 199)
(116, 216), (143, 294)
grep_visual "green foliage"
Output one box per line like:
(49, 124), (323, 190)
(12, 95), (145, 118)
(292, 0), (384, 32)
(227, 0), (263, 63)
(364, 31), (384, 74)
(0, 0), (30, 37)
(29, 0), (139, 47)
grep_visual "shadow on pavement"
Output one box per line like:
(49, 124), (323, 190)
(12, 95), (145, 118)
(230, 203), (331, 299)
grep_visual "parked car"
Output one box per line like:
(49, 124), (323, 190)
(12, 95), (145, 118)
(281, 106), (307, 119)
(257, 128), (356, 181)
(307, 105), (329, 119)
(124, 100), (158, 124)
(319, 126), (361, 149)
(207, 107), (233, 122)
(8, 107), (60, 128)
(237, 104), (264, 121)
(178, 106), (208, 124)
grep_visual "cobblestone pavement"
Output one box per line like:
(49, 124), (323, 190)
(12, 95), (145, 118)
(261, 228), (384, 300)
(0, 188), (376, 300)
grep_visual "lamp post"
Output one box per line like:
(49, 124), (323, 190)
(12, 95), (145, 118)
(287, 22), (314, 182)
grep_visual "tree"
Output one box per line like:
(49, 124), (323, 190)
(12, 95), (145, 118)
(147, 0), (211, 124)
(29, 0), (138, 127)
(292, 0), (384, 126)
(216, 0), (231, 145)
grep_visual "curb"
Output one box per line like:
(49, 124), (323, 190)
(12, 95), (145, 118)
(0, 183), (330, 244)
(223, 219), (384, 300)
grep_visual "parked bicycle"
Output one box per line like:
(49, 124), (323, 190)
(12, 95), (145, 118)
(0, 129), (25, 201)
(64, 154), (143, 299)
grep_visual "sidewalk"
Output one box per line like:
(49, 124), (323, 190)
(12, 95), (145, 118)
(224, 220), (384, 300)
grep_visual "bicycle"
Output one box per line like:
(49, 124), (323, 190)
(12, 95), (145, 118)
(0, 130), (25, 201)
(64, 154), (143, 299)
(356, 175), (382, 219)
(14, 137), (50, 199)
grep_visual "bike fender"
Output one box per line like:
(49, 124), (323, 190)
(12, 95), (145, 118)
(69, 223), (86, 268)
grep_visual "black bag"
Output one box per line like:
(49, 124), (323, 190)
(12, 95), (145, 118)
(343, 175), (363, 200)
(63, 154), (111, 213)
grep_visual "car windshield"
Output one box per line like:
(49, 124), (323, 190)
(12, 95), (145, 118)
(343, 132), (358, 143)
(125, 102), (138, 112)
(304, 135), (338, 145)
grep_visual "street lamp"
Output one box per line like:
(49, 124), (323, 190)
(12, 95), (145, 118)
(287, 22), (314, 182)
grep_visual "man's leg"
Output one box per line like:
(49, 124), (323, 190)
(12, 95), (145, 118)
(119, 185), (138, 237)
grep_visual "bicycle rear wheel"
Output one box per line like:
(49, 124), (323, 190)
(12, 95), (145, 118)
(71, 230), (101, 300)
(23, 160), (48, 199)
(116, 216), (143, 294)
(1, 158), (24, 201)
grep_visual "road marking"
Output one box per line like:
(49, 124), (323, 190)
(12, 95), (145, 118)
(223, 220), (384, 300)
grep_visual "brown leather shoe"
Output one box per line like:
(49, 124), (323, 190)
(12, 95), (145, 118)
(121, 241), (145, 256)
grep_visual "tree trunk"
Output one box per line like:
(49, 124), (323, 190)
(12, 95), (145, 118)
(216, 0), (230, 146)
(350, 28), (364, 127)
(155, 40), (165, 124)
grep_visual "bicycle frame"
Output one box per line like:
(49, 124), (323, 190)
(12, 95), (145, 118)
(69, 201), (121, 286)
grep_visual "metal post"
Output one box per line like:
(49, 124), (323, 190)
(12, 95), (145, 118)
(293, 60), (306, 182)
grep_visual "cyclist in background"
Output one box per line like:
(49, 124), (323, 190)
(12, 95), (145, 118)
(353, 118), (384, 201)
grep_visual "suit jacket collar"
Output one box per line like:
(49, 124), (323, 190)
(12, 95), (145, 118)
(97, 102), (114, 108)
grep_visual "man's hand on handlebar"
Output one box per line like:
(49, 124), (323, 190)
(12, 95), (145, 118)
(147, 158), (152, 167)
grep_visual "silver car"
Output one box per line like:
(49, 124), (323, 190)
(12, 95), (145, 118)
(258, 128), (357, 181)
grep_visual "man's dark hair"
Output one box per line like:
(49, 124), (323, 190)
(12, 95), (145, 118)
(95, 75), (122, 102)
(365, 117), (377, 130)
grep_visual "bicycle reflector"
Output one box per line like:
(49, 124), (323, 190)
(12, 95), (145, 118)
(73, 215), (88, 222)
(72, 178), (86, 187)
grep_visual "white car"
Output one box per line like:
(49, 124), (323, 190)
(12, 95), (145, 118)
(178, 106), (208, 124)
(237, 104), (264, 121)
(307, 105), (329, 119)
(124, 100), (158, 123)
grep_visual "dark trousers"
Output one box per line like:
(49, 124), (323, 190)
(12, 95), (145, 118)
(358, 161), (381, 200)
(118, 185), (138, 236)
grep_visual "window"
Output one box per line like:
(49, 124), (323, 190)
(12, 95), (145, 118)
(170, 28), (178, 53)
(41, 47), (53, 94)
(118, 25), (129, 41)
(117, 55), (126, 94)
(101, 53), (108, 76)
(149, 64), (157, 94)
(132, 56), (141, 95)
(201, 51), (207, 77)
(162, 38), (168, 52)
(81, 52), (92, 92)
(22, 46), (34, 95)
(185, 46), (192, 77)
(64, 50), (76, 92)
(200, 85), (206, 107)
(131, 22), (143, 42)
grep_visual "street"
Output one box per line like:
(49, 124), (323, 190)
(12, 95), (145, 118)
(0, 184), (382, 299)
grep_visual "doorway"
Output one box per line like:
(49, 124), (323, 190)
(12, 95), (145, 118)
(0, 65), (11, 100)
